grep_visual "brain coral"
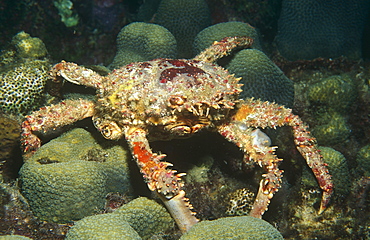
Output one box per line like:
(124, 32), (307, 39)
(180, 216), (283, 239)
(65, 214), (141, 240)
(311, 110), (351, 145)
(109, 22), (177, 70)
(19, 128), (132, 223)
(0, 59), (50, 115)
(66, 197), (174, 240)
(225, 49), (294, 107)
(112, 197), (174, 239)
(193, 21), (262, 55)
(154, 0), (211, 58)
(276, 0), (370, 60)
(308, 74), (356, 113)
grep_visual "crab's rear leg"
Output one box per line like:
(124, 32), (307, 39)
(21, 99), (95, 155)
(223, 99), (333, 217)
(123, 126), (198, 233)
(194, 36), (254, 63)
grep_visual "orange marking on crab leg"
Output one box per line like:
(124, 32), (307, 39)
(124, 127), (198, 232)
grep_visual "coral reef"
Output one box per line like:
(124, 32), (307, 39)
(225, 49), (294, 107)
(225, 188), (255, 216)
(154, 0), (211, 58)
(66, 197), (174, 240)
(0, 31), (50, 115)
(276, 0), (370, 60)
(53, 0), (79, 27)
(19, 128), (132, 223)
(65, 214), (141, 240)
(193, 21), (262, 55)
(109, 22), (177, 69)
(356, 144), (370, 177)
(179, 216), (283, 239)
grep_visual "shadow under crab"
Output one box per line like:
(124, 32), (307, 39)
(21, 36), (333, 233)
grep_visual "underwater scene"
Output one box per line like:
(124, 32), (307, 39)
(0, 0), (369, 239)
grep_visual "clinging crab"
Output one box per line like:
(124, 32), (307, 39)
(21, 36), (333, 233)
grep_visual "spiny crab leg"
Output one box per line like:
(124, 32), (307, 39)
(218, 99), (333, 217)
(123, 126), (198, 232)
(21, 99), (96, 155)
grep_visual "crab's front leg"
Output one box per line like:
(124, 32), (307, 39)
(225, 99), (333, 216)
(217, 123), (283, 218)
(123, 126), (198, 232)
(21, 99), (95, 155)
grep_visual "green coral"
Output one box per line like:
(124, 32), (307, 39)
(193, 21), (262, 55)
(180, 216), (283, 239)
(19, 128), (132, 223)
(356, 144), (370, 177)
(53, 0), (79, 27)
(66, 197), (174, 240)
(154, 0), (211, 58)
(65, 214), (141, 240)
(112, 197), (174, 239)
(225, 49), (294, 107)
(311, 110), (351, 145)
(308, 74), (356, 113)
(109, 22), (177, 69)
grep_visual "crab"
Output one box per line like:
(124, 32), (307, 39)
(21, 36), (333, 233)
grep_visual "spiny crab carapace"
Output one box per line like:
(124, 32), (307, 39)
(21, 36), (333, 233)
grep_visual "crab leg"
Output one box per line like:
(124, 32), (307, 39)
(218, 99), (333, 217)
(21, 99), (95, 155)
(123, 126), (198, 232)
(194, 36), (254, 63)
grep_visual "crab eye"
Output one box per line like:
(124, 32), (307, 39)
(94, 120), (123, 140)
(168, 95), (187, 107)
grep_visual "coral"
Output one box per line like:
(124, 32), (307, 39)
(276, 0), (370, 60)
(66, 197), (174, 240)
(225, 188), (255, 216)
(53, 0), (79, 27)
(0, 31), (50, 115)
(179, 216), (283, 239)
(0, 60), (50, 115)
(154, 0), (211, 58)
(311, 110), (351, 145)
(0, 115), (20, 180)
(356, 144), (370, 177)
(19, 128), (132, 223)
(193, 21), (262, 55)
(11, 31), (48, 59)
(308, 74), (356, 113)
(0, 236), (32, 240)
(109, 22), (177, 69)
(112, 197), (174, 239)
(65, 214), (141, 240)
(225, 49), (294, 107)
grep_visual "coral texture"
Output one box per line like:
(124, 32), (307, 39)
(356, 144), (370, 177)
(0, 236), (33, 240)
(19, 128), (132, 223)
(154, 0), (211, 58)
(276, 0), (370, 60)
(226, 49), (294, 107)
(193, 21), (262, 55)
(179, 216), (283, 239)
(65, 214), (141, 240)
(109, 22), (177, 70)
